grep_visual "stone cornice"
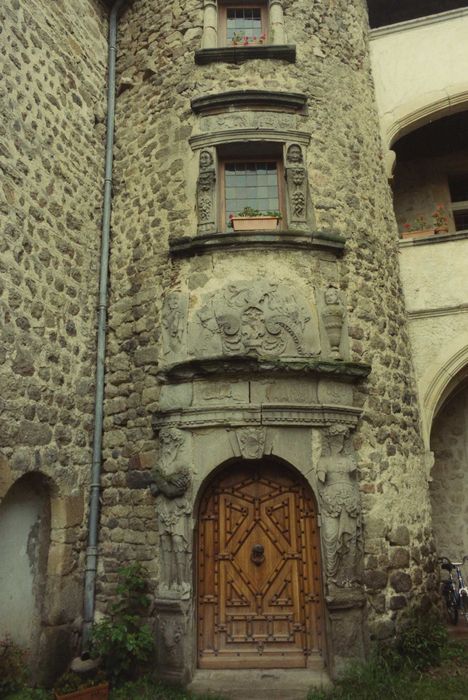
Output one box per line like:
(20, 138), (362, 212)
(370, 7), (468, 39)
(169, 230), (346, 257)
(194, 45), (296, 65)
(191, 90), (307, 114)
(153, 403), (362, 431)
(158, 355), (371, 383)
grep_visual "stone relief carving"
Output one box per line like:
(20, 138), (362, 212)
(236, 427), (267, 459)
(200, 112), (295, 133)
(150, 428), (192, 600)
(160, 617), (184, 660)
(284, 143), (312, 230)
(196, 148), (216, 233)
(316, 424), (362, 587)
(190, 280), (321, 359)
(161, 292), (188, 361)
(321, 285), (346, 360)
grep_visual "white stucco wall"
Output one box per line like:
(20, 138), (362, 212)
(370, 8), (468, 147)
(0, 483), (48, 646)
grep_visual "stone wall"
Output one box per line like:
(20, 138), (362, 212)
(0, 0), (109, 678)
(101, 0), (435, 677)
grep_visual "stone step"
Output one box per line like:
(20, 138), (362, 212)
(188, 668), (332, 700)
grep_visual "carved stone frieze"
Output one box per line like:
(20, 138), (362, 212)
(199, 111), (296, 133)
(316, 425), (362, 588)
(190, 280), (321, 360)
(196, 148), (217, 234)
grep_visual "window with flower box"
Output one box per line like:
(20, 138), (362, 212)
(449, 174), (468, 232)
(218, 4), (268, 46)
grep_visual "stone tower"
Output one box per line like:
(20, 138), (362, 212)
(0, 0), (437, 687)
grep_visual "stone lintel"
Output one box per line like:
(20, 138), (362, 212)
(194, 45), (297, 65)
(191, 88), (305, 114)
(152, 403), (362, 431)
(158, 355), (371, 383)
(169, 230), (346, 257)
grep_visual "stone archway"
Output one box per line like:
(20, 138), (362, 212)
(196, 457), (324, 670)
(430, 376), (468, 560)
(0, 472), (51, 669)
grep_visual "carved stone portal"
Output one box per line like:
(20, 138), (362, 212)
(316, 425), (362, 587)
(191, 280), (321, 359)
(150, 429), (192, 600)
(196, 148), (216, 234)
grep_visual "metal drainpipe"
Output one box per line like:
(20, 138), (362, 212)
(82, 0), (129, 652)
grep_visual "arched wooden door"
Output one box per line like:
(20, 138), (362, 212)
(197, 460), (323, 669)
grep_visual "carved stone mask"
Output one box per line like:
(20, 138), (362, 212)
(287, 144), (303, 164)
(199, 150), (213, 169)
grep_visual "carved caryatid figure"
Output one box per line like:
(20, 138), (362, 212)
(161, 292), (187, 359)
(321, 285), (345, 360)
(150, 429), (192, 599)
(317, 425), (361, 586)
(285, 144), (310, 230)
(196, 149), (216, 234)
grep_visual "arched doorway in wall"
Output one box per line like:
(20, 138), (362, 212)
(430, 375), (468, 560)
(0, 472), (51, 661)
(196, 458), (324, 669)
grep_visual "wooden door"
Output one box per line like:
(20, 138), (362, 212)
(197, 460), (323, 669)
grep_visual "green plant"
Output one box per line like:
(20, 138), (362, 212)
(394, 610), (447, 671)
(90, 564), (154, 686)
(431, 204), (449, 228)
(0, 637), (29, 695)
(54, 670), (107, 695)
(228, 207), (282, 227)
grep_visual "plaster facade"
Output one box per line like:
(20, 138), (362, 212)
(0, 0), (465, 690)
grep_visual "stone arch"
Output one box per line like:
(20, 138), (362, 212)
(384, 84), (468, 150)
(419, 333), (468, 448)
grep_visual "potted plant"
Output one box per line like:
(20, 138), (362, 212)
(228, 207), (282, 231)
(54, 671), (109, 700)
(400, 215), (433, 239)
(231, 32), (266, 46)
(431, 203), (450, 234)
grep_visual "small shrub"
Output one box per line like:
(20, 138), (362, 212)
(0, 637), (29, 695)
(90, 563), (154, 685)
(395, 610), (447, 671)
(54, 670), (107, 694)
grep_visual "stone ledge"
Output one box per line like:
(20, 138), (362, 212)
(399, 230), (468, 247)
(194, 45), (297, 65)
(158, 355), (371, 383)
(191, 89), (306, 114)
(169, 230), (346, 256)
(153, 403), (362, 431)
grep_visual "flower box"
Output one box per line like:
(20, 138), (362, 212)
(400, 227), (450, 240)
(230, 216), (280, 232)
(55, 683), (109, 700)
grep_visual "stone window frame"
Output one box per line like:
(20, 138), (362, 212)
(217, 2), (269, 46)
(197, 0), (295, 64)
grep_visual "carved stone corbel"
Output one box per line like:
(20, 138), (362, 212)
(196, 148), (217, 234)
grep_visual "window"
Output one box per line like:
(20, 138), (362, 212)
(449, 175), (468, 232)
(218, 3), (268, 46)
(218, 144), (285, 230)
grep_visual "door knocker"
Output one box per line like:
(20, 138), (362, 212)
(251, 544), (265, 566)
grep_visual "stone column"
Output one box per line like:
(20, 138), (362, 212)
(202, 0), (218, 49)
(269, 0), (286, 44)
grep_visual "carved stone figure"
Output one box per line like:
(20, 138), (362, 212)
(160, 618), (184, 659)
(150, 429), (192, 599)
(236, 427), (266, 459)
(285, 143), (311, 230)
(191, 280), (321, 359)
(161, 292), (187, 360)
(317, 425), (361, 586)
(196, 149), (216, 233)
(321, 286), (345, 360)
